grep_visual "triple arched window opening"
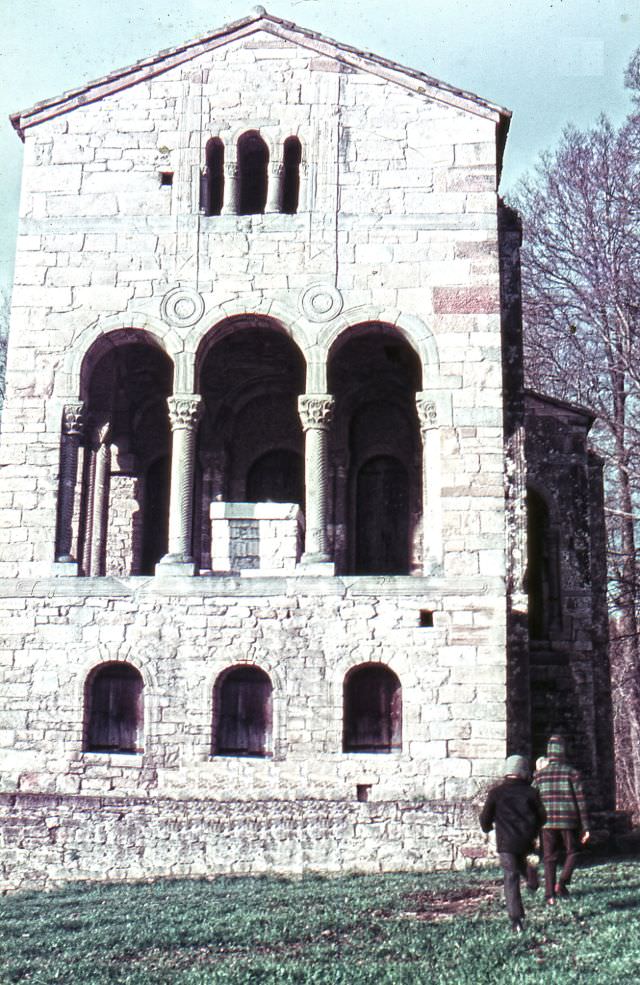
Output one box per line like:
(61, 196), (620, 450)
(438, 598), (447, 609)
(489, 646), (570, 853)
(84, 661), (402, 756)
(200, 132), (302, 216)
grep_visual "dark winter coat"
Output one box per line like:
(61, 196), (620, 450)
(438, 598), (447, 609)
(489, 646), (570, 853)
(479, 777), (547, 854)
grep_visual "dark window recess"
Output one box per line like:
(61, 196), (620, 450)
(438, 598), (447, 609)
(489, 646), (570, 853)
(355, 455), (410, 575)
(200, 138), (224, 216)
(282, 136), (302, 214)
(526, 488), (561, 639)
(246, 449), (304, 506)
(357, 784), (372, 802)
(160, 171), (174, 186)
(419, 609), (434, 627)
(343, 664), (402, 753)
(237, 131), (269, 215)
(214, 666), (272, 756)
(140, 455), (170, 575)
(85, 663), (144, 753)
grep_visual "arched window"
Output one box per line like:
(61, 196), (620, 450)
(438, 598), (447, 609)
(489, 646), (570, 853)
(85, 662), (144, 753)
(237, 131), (269, 215)
(214, 666), (272, 756)
(343, 664), (402, 753)
(282, 136), (302, 214)
(200, 138), (224, 216)
(527, 487), (561, 639)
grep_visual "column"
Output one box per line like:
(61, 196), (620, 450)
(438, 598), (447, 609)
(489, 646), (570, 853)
(53, 401), (84, 573)
(416, 391), (443, 575)
(156, 394), (203, 577)
(221, 162), (238, 215)
(266, 158), (283, 213)
(89, 423), (111, 577)
(298, 394), (335, 572)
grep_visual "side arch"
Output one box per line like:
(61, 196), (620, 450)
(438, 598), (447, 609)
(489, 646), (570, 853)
(61, 315), (182, 402)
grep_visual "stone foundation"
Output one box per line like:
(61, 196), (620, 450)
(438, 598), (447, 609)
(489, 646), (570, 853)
(0, 792), (486, 893)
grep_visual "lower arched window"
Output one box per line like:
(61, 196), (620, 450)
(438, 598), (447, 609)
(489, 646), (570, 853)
(214, 665), (272, 756)
(85, 662), (144, 753)
(343, 664), (402, 753)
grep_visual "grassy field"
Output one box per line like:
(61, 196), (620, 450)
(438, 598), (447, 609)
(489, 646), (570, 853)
(1, 858), (640, 984)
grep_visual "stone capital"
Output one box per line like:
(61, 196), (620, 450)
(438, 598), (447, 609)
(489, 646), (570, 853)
(298, 394), (334, 431)
(62, 401), (85, 438)
(224, 162), (239, 179)
(167, 394), (203, 431)
(416, 393), (438, 433)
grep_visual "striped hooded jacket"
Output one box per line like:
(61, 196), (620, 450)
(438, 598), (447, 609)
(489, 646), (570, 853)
(533, 736), (589, 831)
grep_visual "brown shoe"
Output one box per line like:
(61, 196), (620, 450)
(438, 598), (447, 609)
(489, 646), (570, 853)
(555, 882), (570, 899)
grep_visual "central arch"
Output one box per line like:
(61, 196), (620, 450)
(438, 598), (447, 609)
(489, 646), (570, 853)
(194, 316), (306, 570)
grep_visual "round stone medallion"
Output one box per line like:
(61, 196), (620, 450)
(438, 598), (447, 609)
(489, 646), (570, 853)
(300, 284), (344, 323)
(160, 287), (205, 327)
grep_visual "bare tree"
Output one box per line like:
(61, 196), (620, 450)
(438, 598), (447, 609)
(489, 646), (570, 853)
(510, 68), (640, 810)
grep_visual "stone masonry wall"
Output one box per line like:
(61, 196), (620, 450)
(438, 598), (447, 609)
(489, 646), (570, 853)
(0, 577), (506, 804)
(0, 29), (505, 582)
(0, 793), (486, 893)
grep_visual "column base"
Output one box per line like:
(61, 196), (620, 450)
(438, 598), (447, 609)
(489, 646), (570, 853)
(155, 554), (198, 578)
(51, 560), (79, 577)
(296, 555), (335, 576)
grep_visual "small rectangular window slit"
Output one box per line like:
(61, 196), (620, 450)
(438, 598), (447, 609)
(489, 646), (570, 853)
(160, 172), (174, 186)
(357, 784), (371, 802)
(419, 609), (434, 628)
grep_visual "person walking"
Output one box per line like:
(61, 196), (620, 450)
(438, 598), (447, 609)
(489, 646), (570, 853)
(480, 755), (547, 933)
(533, 734), (590, 905)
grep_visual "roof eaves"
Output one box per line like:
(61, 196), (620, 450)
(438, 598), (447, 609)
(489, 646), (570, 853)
(525, 388), (596, 425)
(10, 10), (511, 141)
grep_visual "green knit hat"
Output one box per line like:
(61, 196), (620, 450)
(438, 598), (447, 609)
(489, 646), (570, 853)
(504, 754), (529, 778)
(546, 735), (566, 761)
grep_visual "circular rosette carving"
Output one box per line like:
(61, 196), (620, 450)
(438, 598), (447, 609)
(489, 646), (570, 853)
(160, 287), (205, 328)
(300, 284), (344, 323)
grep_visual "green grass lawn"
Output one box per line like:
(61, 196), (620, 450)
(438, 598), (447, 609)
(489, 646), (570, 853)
(1, 859), (640, 984)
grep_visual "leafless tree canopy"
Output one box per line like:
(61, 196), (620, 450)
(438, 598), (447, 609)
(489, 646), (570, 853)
(510, 53), (640, 811)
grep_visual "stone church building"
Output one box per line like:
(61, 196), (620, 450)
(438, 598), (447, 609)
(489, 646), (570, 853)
(0, 8), (614, 890)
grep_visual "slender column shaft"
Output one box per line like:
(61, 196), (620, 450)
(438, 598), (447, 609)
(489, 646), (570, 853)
(90, 425), (111, 576)
(266, 159), (283, 213)
(416, 391), (442, 574)
(221, 163), (238, 215)
(165, 395), (203, 561)
(55, 402), (84, 563)
(298, 394), (334, 563)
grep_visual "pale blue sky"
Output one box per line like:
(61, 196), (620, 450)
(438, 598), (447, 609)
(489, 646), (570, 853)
(1, 0), (638, 294)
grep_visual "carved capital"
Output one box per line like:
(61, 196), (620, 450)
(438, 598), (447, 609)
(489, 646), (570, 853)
(416, 393), (438, 433)
(270, 159), (284, 176)
(224, 163), (239, 179)
(298, 394), (334, 432)
(62, 401), (85, 438)
(167, 394), (203, 431)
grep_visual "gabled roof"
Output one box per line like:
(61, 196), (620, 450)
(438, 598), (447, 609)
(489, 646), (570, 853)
(525, 389), (595, 426)
(10, 6), (511, 160)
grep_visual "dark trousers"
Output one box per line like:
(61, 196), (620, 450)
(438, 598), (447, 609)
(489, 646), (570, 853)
(542, 828), (578, 897)
(497, 852), (531, 921)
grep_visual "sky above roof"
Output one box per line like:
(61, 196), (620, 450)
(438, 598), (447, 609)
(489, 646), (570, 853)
(0, 0), (637, 295)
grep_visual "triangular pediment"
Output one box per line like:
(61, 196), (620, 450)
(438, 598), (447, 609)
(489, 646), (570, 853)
(11, 8), (510, 142)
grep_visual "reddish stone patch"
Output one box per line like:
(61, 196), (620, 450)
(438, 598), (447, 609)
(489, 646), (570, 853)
(433, 286), (500, 314)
